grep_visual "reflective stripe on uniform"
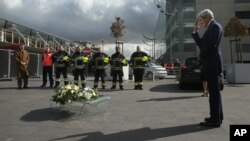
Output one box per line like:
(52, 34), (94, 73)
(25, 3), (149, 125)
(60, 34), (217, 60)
(95, 57), (105, 69)
(75, 56), (85, 69)
(55, 63), (65, 67)
(132, 66), (144, 69)
(138, 82), (143, 86)
(81, 80), (86, 84)
(134, 82), (139, 86)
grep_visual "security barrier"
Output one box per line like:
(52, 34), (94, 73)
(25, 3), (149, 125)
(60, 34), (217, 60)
(0, 49), (42, 79)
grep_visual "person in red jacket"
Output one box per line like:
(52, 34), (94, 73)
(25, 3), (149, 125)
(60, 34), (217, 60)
(40, 46), (54, 88)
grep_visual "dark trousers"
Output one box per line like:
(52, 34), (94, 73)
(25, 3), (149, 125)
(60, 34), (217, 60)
(17, 72), (28, 88)
(206, 72), (224, 123)
(94, 69), (106, 88)
(55, 67), (68, 86)
(74, 68), (86, 87)
(133, 69), (144, 88)
(42, 66), (53, 86)
(112, 70), (123, 86)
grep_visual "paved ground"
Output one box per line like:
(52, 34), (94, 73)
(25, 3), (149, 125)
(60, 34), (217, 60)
(0, 77), (250, 141)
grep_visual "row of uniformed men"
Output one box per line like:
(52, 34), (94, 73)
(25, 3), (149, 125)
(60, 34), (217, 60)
(41, 45), (149, 90)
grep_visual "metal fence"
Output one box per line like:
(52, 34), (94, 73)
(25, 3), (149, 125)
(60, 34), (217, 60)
(0, 49), (42, 79)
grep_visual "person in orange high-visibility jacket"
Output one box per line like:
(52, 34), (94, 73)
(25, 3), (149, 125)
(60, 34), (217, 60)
(40, 46), (54, 88)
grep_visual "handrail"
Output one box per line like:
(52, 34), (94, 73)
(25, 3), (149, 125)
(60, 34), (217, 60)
(0, 27), (76, 52)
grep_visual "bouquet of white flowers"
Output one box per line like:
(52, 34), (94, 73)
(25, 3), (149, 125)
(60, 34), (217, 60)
(52, 84), (99, 105)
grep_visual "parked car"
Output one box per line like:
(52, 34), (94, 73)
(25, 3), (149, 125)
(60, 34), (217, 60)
(144, 61), (167, 79)
(178, 57), (224, 90)
(129, 60), (167, 80)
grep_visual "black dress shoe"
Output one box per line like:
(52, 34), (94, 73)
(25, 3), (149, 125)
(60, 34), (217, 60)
(199, 121), (221, 127)
(23, 86), (28, 89)
(204, 117), (223, 124)
(204, 117), (211, 122)
(40, 84), (46, 87)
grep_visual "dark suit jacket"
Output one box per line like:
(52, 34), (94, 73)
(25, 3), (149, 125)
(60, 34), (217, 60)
(192, 20), (223, 74)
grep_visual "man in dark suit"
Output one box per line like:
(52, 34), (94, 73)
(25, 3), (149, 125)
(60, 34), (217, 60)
(192, 9), (223, 127)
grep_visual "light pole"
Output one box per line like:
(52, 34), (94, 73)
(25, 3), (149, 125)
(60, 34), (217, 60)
(143, 40), (153, 57)
(101, 39), (104, 52)
(142, 32), (156, 60)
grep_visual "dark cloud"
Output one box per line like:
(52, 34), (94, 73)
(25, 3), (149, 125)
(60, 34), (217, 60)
(0, 0), (159, 44)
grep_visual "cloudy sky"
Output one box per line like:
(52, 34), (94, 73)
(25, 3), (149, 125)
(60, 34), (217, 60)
(0, 0), (160, 46)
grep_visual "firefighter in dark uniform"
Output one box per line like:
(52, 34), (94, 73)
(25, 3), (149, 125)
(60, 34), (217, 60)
(53, 45), (70, 88)
(130, 46), (149, 90)
(92, 48), (109, 89)
(71, 46), (89, 88)
(40, 45), (54, 88)
(110, 46), (127, 90)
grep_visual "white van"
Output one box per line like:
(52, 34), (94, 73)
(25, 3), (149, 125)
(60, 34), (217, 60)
(129, 61), (167, 80)
(144, 61), (167, 79)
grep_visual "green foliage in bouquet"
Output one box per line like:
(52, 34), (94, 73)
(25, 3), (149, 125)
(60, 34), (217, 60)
(52, 84), (99, 105)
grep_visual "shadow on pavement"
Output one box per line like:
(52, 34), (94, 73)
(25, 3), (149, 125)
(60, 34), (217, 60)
(20, 108), (75, 122)
(0, 87), (19, 90)
(49, 124), (214, 141)
(137, 96), (201, 102)
(0, 86), (55, 90)
(149, 83), (202, 93)
(225, 83), (247, 87)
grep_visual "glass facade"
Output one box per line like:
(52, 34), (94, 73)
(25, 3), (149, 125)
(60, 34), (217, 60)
(154, 0), (197, 62)
(154, 0), (167, 60)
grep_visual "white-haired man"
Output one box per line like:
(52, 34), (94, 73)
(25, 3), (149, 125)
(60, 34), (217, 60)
(192, 9), (224, 127)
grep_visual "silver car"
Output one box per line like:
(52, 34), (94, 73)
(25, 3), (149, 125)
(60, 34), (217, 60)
(144, 61), (167, 79)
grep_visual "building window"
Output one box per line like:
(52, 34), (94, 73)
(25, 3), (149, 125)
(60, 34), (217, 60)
(183, 27), (193, 35)
(235, 11), (250, 19)
(235, 0), (250, 3)
(183, 0), (195, 3)
(242, 44), (250, 52)
(184, 43), (196, 52)
(183, 11), (196, 19)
